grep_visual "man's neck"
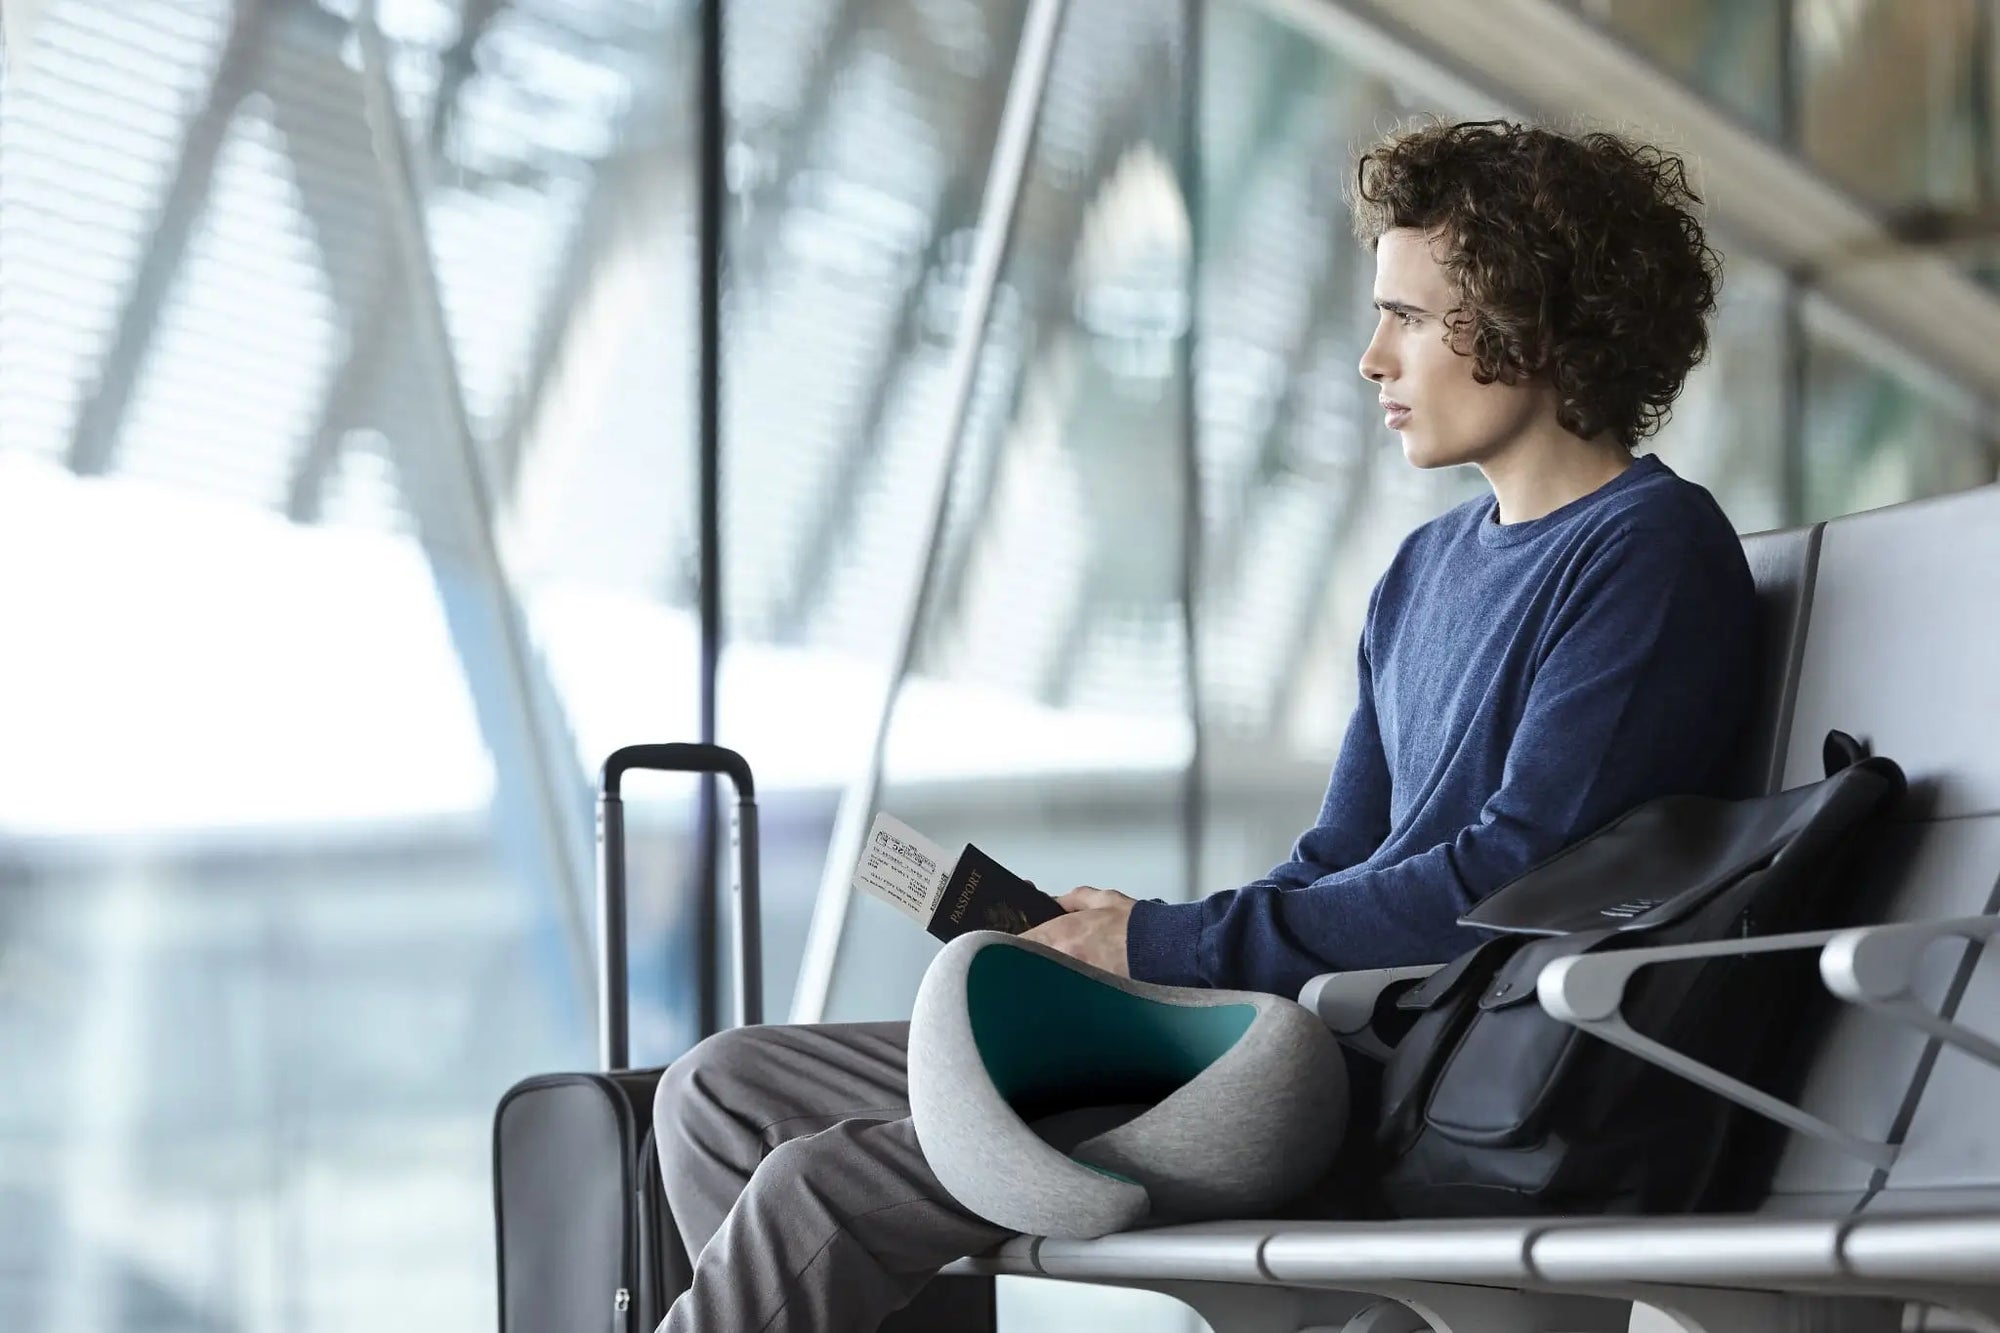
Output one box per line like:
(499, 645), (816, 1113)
(1478, 426), (1635, 526)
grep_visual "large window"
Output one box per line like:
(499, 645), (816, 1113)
(4, 2), (1996, 1331)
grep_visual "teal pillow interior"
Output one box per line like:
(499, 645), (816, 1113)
(964, 945), (1256, 1112)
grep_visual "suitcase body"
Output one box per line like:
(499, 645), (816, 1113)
(494, 1069), (674, 1330)
(494, 744), (755, 1333)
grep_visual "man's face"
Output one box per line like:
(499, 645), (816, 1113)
(1359, 227), (1549, 471)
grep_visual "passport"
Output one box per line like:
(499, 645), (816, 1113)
(851, 814), (1064, 942)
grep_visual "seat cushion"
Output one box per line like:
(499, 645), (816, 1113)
(908, 931), (1348, 1239)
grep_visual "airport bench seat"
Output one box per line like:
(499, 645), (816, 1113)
(943, 483), (2000, 1332)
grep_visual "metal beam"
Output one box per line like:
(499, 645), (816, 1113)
(264, 1), (403, 518)
(769, 0), (1034, 638)
(729, 0), (876, 294)
(486, 154), (636, 501)
(1177, 0), (1206, 910)
(284, 275), (398, 522)
(1200, 119), (1343, 608)
(1197, 14), (1320, 266)
(804, 36), (1168, 664)
(65, 0), (270, 476)
(294, 8), (693, 521)
(443, 6), (704, 502)
(425, 0), (506, 158)
(482, 11), (702, 501)
(1033, 38), (1283, 706)
(693, 0), (725, 1042)
(1261, 0), (2000, 408)
(280, 1), (480, 521)
(272, 3), (600, 1017)
(789, 0), (1069, 1025)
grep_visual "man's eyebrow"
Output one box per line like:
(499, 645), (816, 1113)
(1372, 299), (1429, 316)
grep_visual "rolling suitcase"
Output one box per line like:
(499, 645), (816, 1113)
(493, 743), (760, 1332)
(491, 744), (996, 1331)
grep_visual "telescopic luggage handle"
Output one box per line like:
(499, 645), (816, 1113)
(597, 744), (760, 1071)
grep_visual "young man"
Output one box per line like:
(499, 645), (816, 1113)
(1032, 119), (1755, 998)
(650, 118), (1757, 1333)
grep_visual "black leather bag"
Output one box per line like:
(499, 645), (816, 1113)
(1376, 731), (1907, 1218)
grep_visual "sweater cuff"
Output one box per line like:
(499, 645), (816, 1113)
(1125, 898), (1207, 987)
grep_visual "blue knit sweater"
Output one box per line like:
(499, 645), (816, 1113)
(1126, 454), (1759, 997)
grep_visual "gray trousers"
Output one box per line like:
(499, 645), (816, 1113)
(651, 1020), (1012, 1333)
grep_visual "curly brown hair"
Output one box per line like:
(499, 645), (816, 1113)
(1351, 118), (1722, 447)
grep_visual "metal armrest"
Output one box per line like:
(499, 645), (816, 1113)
(1822, 914), (2000, 1070)
(1298, 965), (1442, 1060)
(1536, 929), (1899, 1169)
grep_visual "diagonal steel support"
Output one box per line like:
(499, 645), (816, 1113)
(263, 2), (599, 1014)
(354, 1), (597, 1010)
(729, 0), (875, 295)
(482, 0), (706, 508)
(65, 0), (270, 476)
(424, 0), (505, 158)
(787, 34), (1171, 664)
(264, 0), (407, 516)
(789, 0), (1070, 1024)
(293, 11), (691, 520)
(485, 153), (639, 502)
(1030, 69), (1199, 707)
(770, 1), (1034, 638)
(283, 273), (401, 522)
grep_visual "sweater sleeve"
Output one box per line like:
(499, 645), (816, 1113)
(1125, 527), (1754, 996)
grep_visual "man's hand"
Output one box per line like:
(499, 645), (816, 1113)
(1021, 885), (1138, 977)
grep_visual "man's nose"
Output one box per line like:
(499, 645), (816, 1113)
(1359, 331), (1390, 384)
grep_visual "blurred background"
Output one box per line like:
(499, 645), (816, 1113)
(1, 0), (1996, 1329)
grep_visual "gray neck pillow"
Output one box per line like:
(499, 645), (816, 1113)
(907, 931), (1349, 1240)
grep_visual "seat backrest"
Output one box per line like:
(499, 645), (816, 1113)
(1755, 482), (2000, 1212)
(1732, 525), (1824, 799)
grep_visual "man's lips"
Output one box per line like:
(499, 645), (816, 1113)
(1381, 398), (1411, 428)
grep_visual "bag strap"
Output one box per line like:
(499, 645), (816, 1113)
(1396, 936), (1514, 1012)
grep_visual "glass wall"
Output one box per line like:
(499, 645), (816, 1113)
(1571, 0), (1786, 135)
(3, 2), (1998, 1332)
(1569, 0), (2000, 291)
(1800, 305), (1993, 524)
(0, 1), (647, 1328)
(1795, 0), (1991, 216)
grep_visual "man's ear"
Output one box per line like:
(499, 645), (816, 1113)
(1441, 305), (1485, 360)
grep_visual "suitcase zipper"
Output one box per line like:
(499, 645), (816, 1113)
(609, 1083), (641, 1331)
